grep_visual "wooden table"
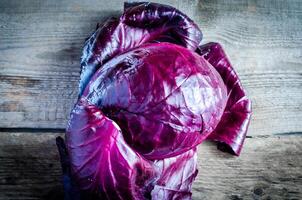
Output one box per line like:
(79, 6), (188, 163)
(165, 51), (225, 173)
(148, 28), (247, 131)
(1, 0), (301, 199)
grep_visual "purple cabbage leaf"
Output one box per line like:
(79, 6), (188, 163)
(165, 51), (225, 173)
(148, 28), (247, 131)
(79, 2), (202, 95)
(66, 98), (157, 199)
(197, 43), (252, 155)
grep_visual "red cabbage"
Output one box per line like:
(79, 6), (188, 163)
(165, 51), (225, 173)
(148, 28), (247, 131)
(63, 2), (252, 199)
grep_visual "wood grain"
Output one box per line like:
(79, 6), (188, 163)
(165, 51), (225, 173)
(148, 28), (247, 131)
(0, 0), (301, 136)
(0, 131), (301, 200)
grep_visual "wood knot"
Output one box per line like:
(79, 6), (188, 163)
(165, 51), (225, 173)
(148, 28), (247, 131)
(253, 187), (264, 196)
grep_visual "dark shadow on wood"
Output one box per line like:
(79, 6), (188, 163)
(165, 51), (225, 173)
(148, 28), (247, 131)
(0, 138), (63, 199)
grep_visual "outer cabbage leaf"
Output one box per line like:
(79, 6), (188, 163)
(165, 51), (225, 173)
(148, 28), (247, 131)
(66, 98), (157, 199)
(79, 2), (202, 95)
(198, 42), (252, 155)
(81, 42), (227, 159)
(151, 148), (198, 200)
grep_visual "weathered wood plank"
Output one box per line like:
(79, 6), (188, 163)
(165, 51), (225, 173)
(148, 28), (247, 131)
(194, 136), (302, 200)
(0, 132), (301, 200)
(0, 0), (301, 136)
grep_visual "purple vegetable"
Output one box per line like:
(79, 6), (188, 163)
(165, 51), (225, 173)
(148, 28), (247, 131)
(63, 2), (251, 199)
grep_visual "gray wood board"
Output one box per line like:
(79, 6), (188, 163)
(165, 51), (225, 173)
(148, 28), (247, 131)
(0, 0), (301, 136)
(0, 132), (301, 200)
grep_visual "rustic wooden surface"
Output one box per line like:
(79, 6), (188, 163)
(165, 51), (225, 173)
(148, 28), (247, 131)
(0, 0), (301, 199)
(0, 132), (301, 200)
